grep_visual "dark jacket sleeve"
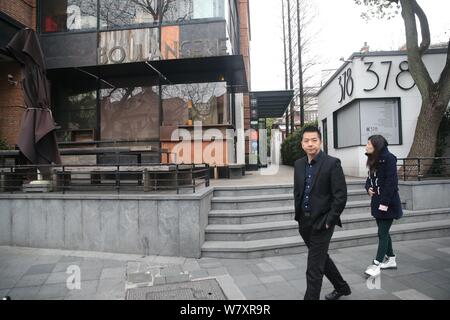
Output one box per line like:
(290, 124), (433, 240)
(326, 159), (348, 227)
(293, 160), (301, 214)
(380, 154), (397, 207)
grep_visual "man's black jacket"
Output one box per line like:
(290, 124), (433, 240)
(293, 152), (347, 230)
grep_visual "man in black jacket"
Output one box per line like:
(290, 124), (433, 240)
(294, 126), (351, 300)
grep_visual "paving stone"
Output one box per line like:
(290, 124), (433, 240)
(102, 259), (127, 269)
(37, 283), (69, 299)
(182, 260), (201, 272)
(280, 269), (305, 281)
(15, 273), (49, 288)
(256, 262), (276, 273)
(24, 264), (56, 275)
(392, 289), (433, 300)
(206, 267), (228, 277)
(225, 265), (253, 276)
(64, 280), (99, 300)
(34, 255), (63, 264)
(189, 269), (209, 280)
(52, 262), (81, 273)
(263, 257), (296, 271)
(59, 256), (84, 263)
(259, 275), (285, 284)
(126, 272), (152, 284)
(165, 272), (190, 284)
(100, 267), (126, 280)
(0, 278), (18, 290)
(159, 265), (183, 276)
(395, 273), (440, 290)
(96, 279), (125, 300)
(415, 284), (450, 300)
(232, 274), (262, 287)
(45, 272), (71, 285)
(239, 284), (271, 299)
(7, 286), (41, 300)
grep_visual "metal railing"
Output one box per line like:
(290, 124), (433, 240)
(0, 163), (210, 194)
(397, 157), (450, 181)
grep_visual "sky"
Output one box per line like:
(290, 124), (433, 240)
(249, 0), (450, 91)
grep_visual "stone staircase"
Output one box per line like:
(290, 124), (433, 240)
(201, 181), (450, 258)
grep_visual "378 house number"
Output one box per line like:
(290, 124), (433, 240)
(337, 60), (416, 103)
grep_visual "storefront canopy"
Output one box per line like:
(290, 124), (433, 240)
(250, 90), (295, 118)
(47, 55), (248, 92)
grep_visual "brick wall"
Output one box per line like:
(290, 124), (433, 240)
(0, 63), (25, 146)
(0, 0), (36, 146)
(0, 0), (37, 29)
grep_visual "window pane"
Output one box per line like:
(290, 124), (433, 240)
(100, 86), (160, 141)
(100, 0), (158, 29)
(53, 89), (97, 142)
(41, 0), (97, 33)
(162, 82), (228, 126)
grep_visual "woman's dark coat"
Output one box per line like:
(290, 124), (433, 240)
(365, 147), (403, 220)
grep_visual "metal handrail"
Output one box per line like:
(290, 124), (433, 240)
(0, 163), (210, 194)
(397, 157), (450, 181)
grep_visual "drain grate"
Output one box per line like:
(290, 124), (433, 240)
(126, 279), (227, 300)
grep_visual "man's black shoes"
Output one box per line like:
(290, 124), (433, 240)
(324, 287), (351, 300)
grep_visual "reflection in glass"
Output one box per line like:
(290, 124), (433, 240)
(41, 0), (97, 33)
(162, 82), (228, 126)
(53, 89), (97, 141)
(98, 0), (224, 30)
(100, 86), (160, 141)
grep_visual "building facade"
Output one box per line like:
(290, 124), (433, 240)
(0, 0), (37, 147)
(2, 0), (252, 169)
(318, 48), (449, 177)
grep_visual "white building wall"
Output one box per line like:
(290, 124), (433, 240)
(318, 50), (448, 177)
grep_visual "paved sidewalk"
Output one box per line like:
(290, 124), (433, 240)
(1, 237), (450, 300)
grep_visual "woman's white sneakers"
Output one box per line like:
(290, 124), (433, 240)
(365, 256), (398, 277)
(364, 260), (381, 277)
(380, 255), (397, 269)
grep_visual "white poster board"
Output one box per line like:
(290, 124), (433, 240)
(360, 99), (400, 144)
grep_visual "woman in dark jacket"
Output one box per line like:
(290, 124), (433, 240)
(363, 135), (403, 278)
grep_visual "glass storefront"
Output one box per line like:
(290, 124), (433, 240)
(41, 0), (226, 33)
(100, 86), (160, 141)
(162, 82), (229, 126)
(52, 81), (230, 142)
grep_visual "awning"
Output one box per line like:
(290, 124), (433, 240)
(250, 90), (295, 118)
(47, 55), (248, 92)
(0, 12), (26, 61)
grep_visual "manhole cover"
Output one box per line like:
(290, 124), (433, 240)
(126, 279), (227, 300)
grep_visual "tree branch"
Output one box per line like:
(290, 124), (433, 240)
(411, 0), (431, 55)
(437, 39), (450, 106)
(399, 0), (433, 99)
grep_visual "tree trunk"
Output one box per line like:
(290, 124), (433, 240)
(397, 0), (450, 179)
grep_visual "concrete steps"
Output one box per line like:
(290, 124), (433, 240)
(212, 181), (366, 197)
(202, 182), (450, 258)
(205, 208), (450, 241)
(202, 219), (450, 258)
(211, 190), (370, 210)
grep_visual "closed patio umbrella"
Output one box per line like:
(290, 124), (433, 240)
(6, 28), (61, 168)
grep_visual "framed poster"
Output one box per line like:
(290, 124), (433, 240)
(360, 98), (401, 145)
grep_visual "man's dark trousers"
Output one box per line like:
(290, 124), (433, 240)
(294, 152), (350, 300)
(299, 220), (348, 300)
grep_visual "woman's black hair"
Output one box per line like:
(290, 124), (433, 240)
(366, 135), (388, 173)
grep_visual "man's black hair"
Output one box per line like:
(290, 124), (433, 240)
(301, 126), (322, 140)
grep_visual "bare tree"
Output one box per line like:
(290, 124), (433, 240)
(281, 0), (322, 129)
(356, 0), (450, 176)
